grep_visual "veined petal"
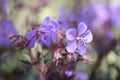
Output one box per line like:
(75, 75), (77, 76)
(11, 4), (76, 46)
(66, 28), (76, 41)
(66, 40), (77, 53)
(26, 30), (37, 40)
(81, 30), (93, 43)
(78, 44), (87, 56)
(78, 22), (87, 36)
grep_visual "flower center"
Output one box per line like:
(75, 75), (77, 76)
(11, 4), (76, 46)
(76, 36), (87, 45)
(76, 36), (80, 40)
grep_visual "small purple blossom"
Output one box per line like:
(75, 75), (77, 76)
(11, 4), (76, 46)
(39, 16), (59, 43)
(66, 22), (93, 55)
(76, 70), (89, 80)
(25, 16), (59, 48)
(39, 16), (59, 32)
(65, 70), (73, 77)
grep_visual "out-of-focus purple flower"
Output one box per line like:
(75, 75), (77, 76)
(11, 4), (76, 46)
(65, 70), (73, 77)
(76, 70), (89, 80)
(106, 31), (114, 40)
(0, 20), (17, 47)
(80, 4), (115, 40)
(66, 22), (93, 55)
(0, 0), (9, 16)
(80, 4), (110, 29)
(58, 7), (78, 30)
(111, 6), (120, 28)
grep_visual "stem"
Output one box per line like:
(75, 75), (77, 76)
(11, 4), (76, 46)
(39, 45), (46, 80)
(28, 49), (35, 63)
(28, 49), (41, 80)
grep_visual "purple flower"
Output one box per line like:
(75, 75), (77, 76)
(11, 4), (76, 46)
(58, 7), (78, 30)
(65, 70), (73, 77)
(25, 29), (51, 48)
(111, 6), (120, 28)
(39, 16), (59, 43)
(0, 0), (9, 16)
(39, 16), (59, 32)
(66, 22), (93, 55)
(25, 16), (59, 48)
(80, 4), (110, 29)
(76, 70), (89, 80)
(0, 20), (17, 47)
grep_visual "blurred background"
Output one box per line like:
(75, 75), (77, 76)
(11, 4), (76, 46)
(0, 0), (120, 80)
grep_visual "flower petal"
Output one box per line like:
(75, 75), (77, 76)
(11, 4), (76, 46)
(27, 37), (36, 48)
(78, 44), (87, 56)
(39, 24), (47, 30)
(81, 30), (93, 43)
(51, 32), (57, 43)
(66, 40), (77, 53)
(66, 28), (76, 41)
(78, 22), (87, 36)
(43, 34), (51, 46)
(38, 35), (43, 44)
(48, 24), (56, 32)
(51, 20), (59, 30)
(26, 30), (37, 40)
(43, 16), (50, 25)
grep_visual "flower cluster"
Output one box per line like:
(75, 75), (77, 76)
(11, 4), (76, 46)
(9, 16), (93, 80)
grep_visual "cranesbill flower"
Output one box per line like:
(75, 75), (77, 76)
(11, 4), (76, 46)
(66, 22), (93, 55)
(25, 16), (59, 48)
(39, 16), (59, 44)
(25, 29), (51, 48)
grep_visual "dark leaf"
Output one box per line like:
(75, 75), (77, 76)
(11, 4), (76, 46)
(19, 60), (32, 65)
(37, 51), (41, 59)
